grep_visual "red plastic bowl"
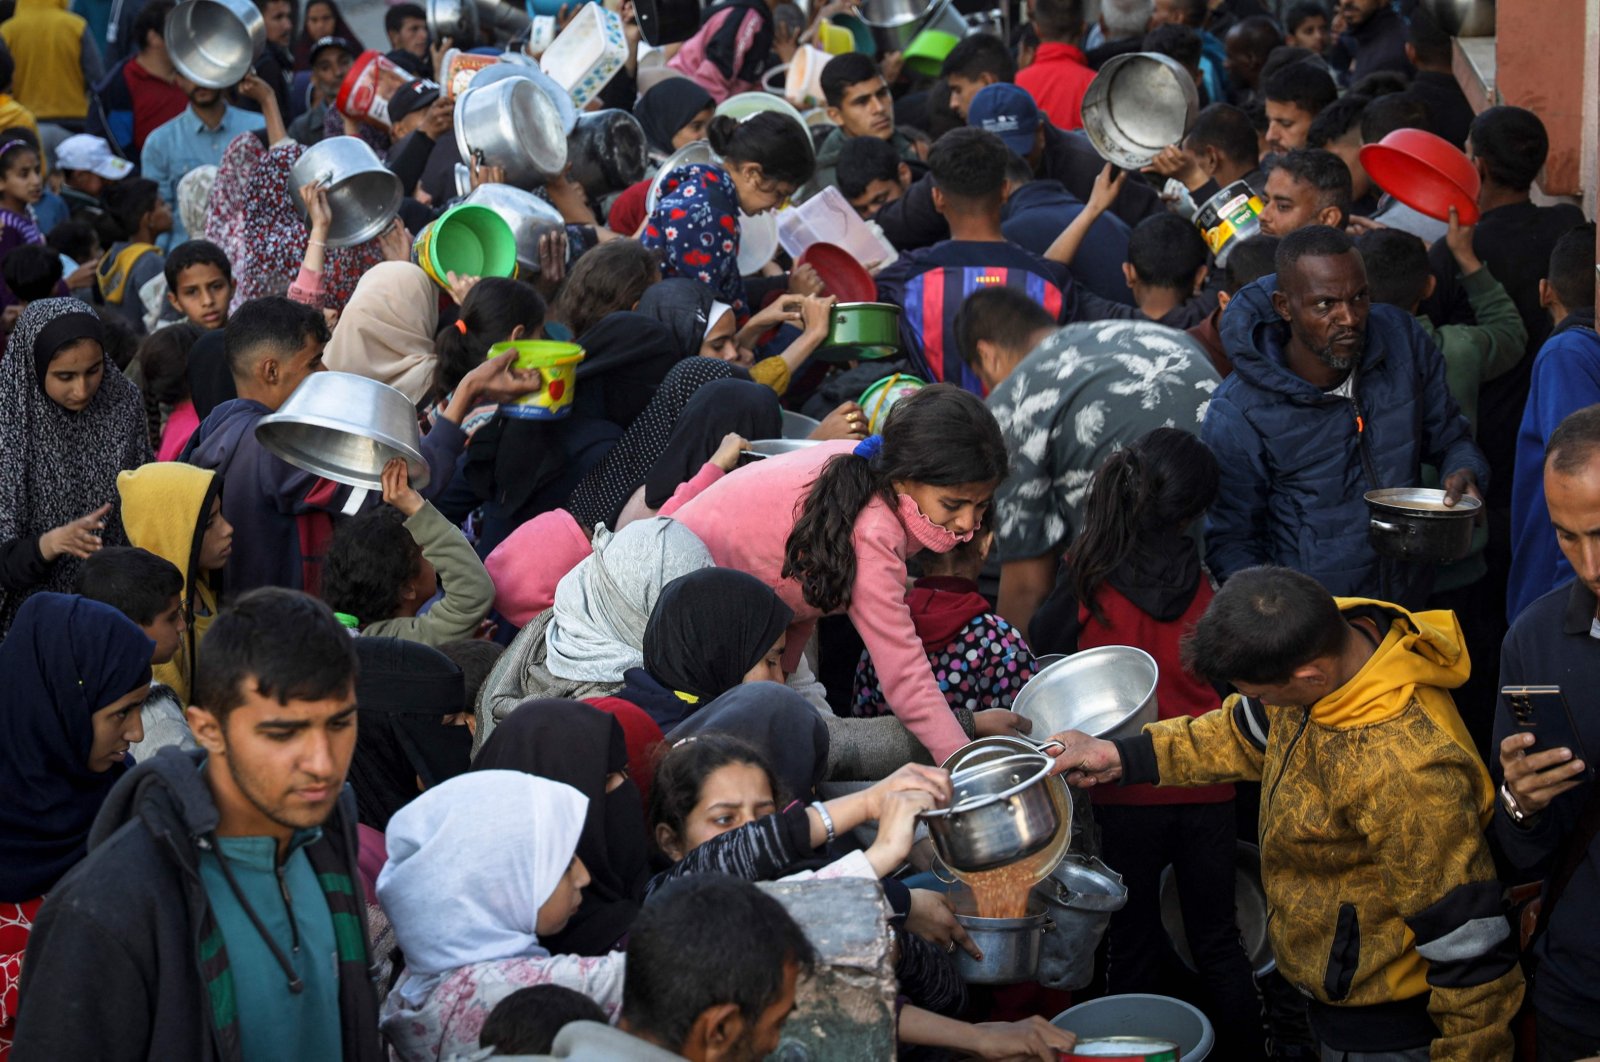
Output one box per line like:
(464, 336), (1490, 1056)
(1359, 128), (1481, 224)
(796, 242), (877, 303)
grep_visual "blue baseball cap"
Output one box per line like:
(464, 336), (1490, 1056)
(967, 82), (1040, 154)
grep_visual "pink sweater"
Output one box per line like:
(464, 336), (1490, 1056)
(673, 441), (970, 762)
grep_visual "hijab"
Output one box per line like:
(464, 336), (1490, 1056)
(347, 637), (472, 830)
(0, 593), (154, 901)
(186, 328), (237, 421)
(586, 697), (664, 810)
(636, 277), (715, 359)
(641, 377), (779, 509)
(0, 299), (152, 632)
(324, 262), (441, 405)
(205, 131), (267, 279)
(666, 681), (828, 805)
(177, 165), (218, 244)
(633, 78), (714, 156)
(378, 771), (588, 1007)
(643, 568), (793, 709)
(545, 517), (714, 683)
(474, 700), (650, 957)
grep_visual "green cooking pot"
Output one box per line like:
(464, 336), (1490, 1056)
(817, 301), (901, 363)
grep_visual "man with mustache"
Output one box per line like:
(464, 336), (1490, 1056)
(1200, 225), (1488, 608)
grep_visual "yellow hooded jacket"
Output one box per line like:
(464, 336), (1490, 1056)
(1132, 599), (1523, 1059)
(117, 463), (223, 703)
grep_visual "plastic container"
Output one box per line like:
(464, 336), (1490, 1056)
(1358, 127), (1481, 224)
(858, 373), (924, 431)
(1052, 995), (1214, 1062)
(439, 47), (498, 100)
(903, 28), (959, 77)
(492, 339), (586, 419)
(797, 242), (876, 302)
(413, 204), (519, 288)
(1193, 180), (1262, 268)
(336, 50), (414, 129)
(525, 0), (564, 19)
(783, 45), (831, 109)
(815, 18), (855, 54)
(739, 209), (780, 276)
(715, 90), (809, 131)
(539, 3), (628, 110)
(778, 186), (898, 273)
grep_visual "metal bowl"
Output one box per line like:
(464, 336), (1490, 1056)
(1010, 646), (1160, 743)
(741, 438), (821, 459)
(781, 410), (821, 439)
(1082, 51), (1200, 170)
(647, 139), (719, 212)
(290, 136), (404, 248)
(454, 77), (567, 188)
(255, 372), (431, 491)
(427, 0), (479, 43)
(567, 109), (649, 201)
(921, 751), (1059, 873)
(165, 0), (265, 89)
(457, 182), (565, 275)
(1160, 841), (1275, 977)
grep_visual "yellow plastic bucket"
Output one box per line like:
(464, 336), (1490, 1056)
(816, 19), (854, 54)
(492, 339), (586, 420)
(413, 204), (519, 289)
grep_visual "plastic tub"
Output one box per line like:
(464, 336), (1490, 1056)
(858, 373), (924, 431)
(1052, 994), (1214, 1062)
(903, 28), (959, 77)
(413, 204), (519, 287)
(336, 50), (414, 129)
(492, 340), (586, 419)
(439, 47), (498, 100)
(1358, 128), (1481, 224)
(815, 18), (855, 54)
(539, 3), (628, 109)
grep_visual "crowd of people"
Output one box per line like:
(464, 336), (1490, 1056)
(0, 0), (1595, 1058)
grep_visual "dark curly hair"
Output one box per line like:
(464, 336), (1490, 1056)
(322, 506), (422, 626)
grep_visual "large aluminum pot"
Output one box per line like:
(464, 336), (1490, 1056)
(951, 894), (1053, 984)
(940, 736), (1073, 885)
(856, 0), (954, 53)
(255, 373), (431, 491)
(921, 751), (1058, 873)
(427, 0), (479, 43)
(456, 182), (565, 275)
(566, 109), (649, 201)
(165, 0), (265, 89)
(1082, 51), (1200, 169)
(1420, 0), (1494, 36)
(1011, 645), (1159, 743)
(289, 136), (404, 248)
(1365, 487), (1480, 564)
(454, 77), (567, 188)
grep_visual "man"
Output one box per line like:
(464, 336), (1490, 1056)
(1495, 407), (1600, 1062)
(1001, 152), (1134, 308)
(940, 33), (1015, 120)
(1508, 226), (1600, 620)
(1258, 148), (1351, 237)
(1223, 15), (1282, 107)
(1203, 226), (1487, 608)
(1307, 94), (1378, 217)
(94, 0), (188, 158)
(836, 134), (915, 220)
(540, 875), (817, 1059)
(1262, 58), (1338, 156)
(241, 0), (296, 119)
(1147, 101), (1266, 205)
(0, 0), (103, 123)
(288, 36), (356, 146)
(55, 132), (133, 218)
(11, 589), (384, 1062)
(1054, 565), (1524, 1060)
(1331, 0), (1412, 86)
(1015, 0), (1095, 131)
(1084, 0), (1154, 68)
(966, 291), (1219, 635)
(141, 73), (266, 248)
(805, 53), (919, 201)
(385, 3), (431, 78)
(1405, 7), (1473, 149)
(1187, 232), (1278, 378)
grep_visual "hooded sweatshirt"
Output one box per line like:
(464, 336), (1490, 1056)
(1116, 600), (1523, 1058)
(0, 0), (98, 121)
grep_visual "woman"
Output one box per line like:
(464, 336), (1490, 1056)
(293, 0), (364, 68)
(666, 0), (780, 102)
(608, 78), (716, 235)
(1, 593), (154, 1058)
(627, 379), (778, 523)
(642, 112), (814, 320)
(0, 299), (152, 633)
(474, 700), (651, 958)
(672, 384), (1015, 764)
(377, 771), (623, 1062)
(324, 261), (440, 406)
(636, 278), (833, 396)
(204, 132), (267, 284)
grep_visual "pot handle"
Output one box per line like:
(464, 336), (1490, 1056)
(929, 861), (959, 886)
(1040, 918), (1056, 934)
(1369, 518), (1406, 534)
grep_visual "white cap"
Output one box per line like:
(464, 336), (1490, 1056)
(55, 134), (134, 181)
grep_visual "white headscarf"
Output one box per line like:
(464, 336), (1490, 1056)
(377, 770), (589, 1007)
(543, 516), (714, 683)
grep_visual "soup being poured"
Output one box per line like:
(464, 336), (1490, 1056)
(963, 862), (1039, 919)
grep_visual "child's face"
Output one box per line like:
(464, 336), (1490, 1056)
(535, 855), (590, 935)
(741, 633), (786, 686)
(197, 495), (234, 571)
(1, 150), (43, 206)
(42, 339), (105, 412)
(142, 594), (188, 665)
(87, 685), (149, 772)
(169, 262), (234, 330)
(664, 762), (776, 860)
(147, 197), (175, 237)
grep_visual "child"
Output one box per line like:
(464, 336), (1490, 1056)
(163, 239), (234, 331)
(46, 218), (100, 295)
(322, 457), (495, 645)
(0, 136), (45, 308)
(479, 985), (606, 1057)
(115, 462), (233, 704)
(96, 177), (172, 335)
(1122, 213), (1213, 323)
(851, 523), (1036, 719)
(1, 244), (62, 313)
(75, 545), (198, 759)
(133, 323), (203, 460)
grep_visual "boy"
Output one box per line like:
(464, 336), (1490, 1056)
(1262, 58), (1337, 156)
(55, 132), (133, 218)
(164, 238), (234, 330)
(1, 244), (63, 311)
(76, 545), (199, 759)
(1122, 213), (1211, 324)
(1283, 1), (1331, 55)
(96, 176), (171, 334)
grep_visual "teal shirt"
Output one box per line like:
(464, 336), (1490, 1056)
(198, 829), (344, 1062)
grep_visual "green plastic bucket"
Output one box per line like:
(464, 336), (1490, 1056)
(491, 339), (586, 420)
(414, 203), (518, 287)
(903, 29), (959, 77)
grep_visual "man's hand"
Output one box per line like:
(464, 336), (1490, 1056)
(379, 457), (424, 516)
(419, 97), (454, 140)
(1142, 145), (1204, 191)
(1444, 205), (1481, 276)
(429, 35), (454, 78)
(1500, 731), (1587, 817)
(1050, 730), (1124, 787)
(1441, 469), (1482, 507)
(1086, 162), (1128, 217)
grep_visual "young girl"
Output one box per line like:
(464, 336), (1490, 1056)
(377, 770), (622, 1062)
(672, 383), (1020, 763)
(133, 322), (202, 460)
(0, 138), (46, 309)
(433, 276), (546, 439)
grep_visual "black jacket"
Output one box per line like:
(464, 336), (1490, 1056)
(12, 749), (382, 1062)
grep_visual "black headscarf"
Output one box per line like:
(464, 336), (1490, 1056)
(636, 277), (715, 359)
(573, 312), (685, 429)
(643, 568), (793, 706)
(347, 637), (472, 830)
(473, 699), (650, 956)
(633, 78), (714, 156)
(666, 681), (829, 805)
(641, 377), (780, 509)
(186, 329), (236, 421)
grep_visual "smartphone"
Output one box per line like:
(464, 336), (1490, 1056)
(1503, 685), (1595, 783)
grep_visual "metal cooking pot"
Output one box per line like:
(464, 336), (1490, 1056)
(1011, 646), (1160, 743)
(1365, 487), (1480, 564)
(165, 0), (265, 89)
(951, 895), (1053, 984)
(922, 751), (1058, 873)
(427, 0), (479, 44)
(454, 77), (567, 188)
(566, 110), (649, 201)
(819, 302), (901, 362)
(255, 372), (431, 491)
(855, 0), (959, 53)
(941, 737), (1073, 884)
(290, 136), (404, 248)
(1420, 0), (1495, 36)
(647, 139), (720, 211)
(741, 438), (822, 460)
(473, 0), (531, 40)
(1034, 855), (1127, 990)
(457, 182), (565, 275)
(1081, 51), (1200, 169)
(781, 410), (821, 439)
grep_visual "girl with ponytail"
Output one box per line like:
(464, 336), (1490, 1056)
(673, 384), (1023, 762)
(432, 277), (547, 440)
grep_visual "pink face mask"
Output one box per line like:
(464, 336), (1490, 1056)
(896, 492), (974, 554)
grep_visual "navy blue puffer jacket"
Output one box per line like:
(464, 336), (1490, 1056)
(1201, 276), (1489, 608)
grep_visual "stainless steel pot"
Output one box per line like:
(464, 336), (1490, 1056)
(457, 182), (565, 275)
(921, 751), (1058, 873)
(427, 0), (479, 43)
(1420, 0), (1495, 36)
(951, 895), (1052, 984)
(1011, 646), (1160, 743)
(566, 109), (649, 201)
(856, 0), (956, 53)
(289, 136), (404, 248)
(940, 737), (1073, 885)
(648, 139), (719, 211)
(165, 0), (265, 89)
(1081, 51), (1200, 169)
(1034, 855), (1127, 991)
(1365, 487), (1480, 564)
(473, 0), (531, 40)
(255, 372), (431, 491)
(454, 77), (568, 188)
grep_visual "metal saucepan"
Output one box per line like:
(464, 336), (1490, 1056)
(165, 0), (266, 89)
(781, 410), (822, 439)
(940, 736), (1073, 885)
(426, 0), (478, 44)
(951, 894), (1053, 984)
(1011, 645), (1160, 743)
(921, 750), (1058, 873)
(566, 109), (649, 201)
(817, 301), (901, 362)
(1365, 486), (1480, 564)
(289, 136), (404, 248)
(855, 0), (957, 53)
(454, 77), (567, 188)
(456, 182), (565, 275)
(255, 372), (431, 491)
(1081, 51), (1200, 169)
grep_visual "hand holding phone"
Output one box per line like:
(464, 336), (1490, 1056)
(1500, 685), (1593, 817)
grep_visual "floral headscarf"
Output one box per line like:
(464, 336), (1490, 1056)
(640, 162), (747, 320)
(205, 132), (267, 278)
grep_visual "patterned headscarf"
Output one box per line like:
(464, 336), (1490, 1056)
(205, 132), (267, 281)
(177, 165), (218, 247)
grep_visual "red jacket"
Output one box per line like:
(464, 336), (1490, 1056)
(1016, 43), (1096, 132)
